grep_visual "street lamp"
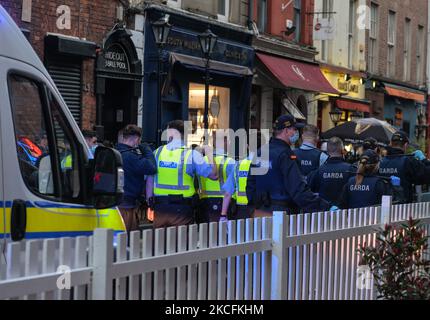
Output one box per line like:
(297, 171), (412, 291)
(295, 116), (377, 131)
(329, 108), (343, 127)
(151, 15), (172, 146)
(198, 28), (218, 133)
(350, 110), (363, 122)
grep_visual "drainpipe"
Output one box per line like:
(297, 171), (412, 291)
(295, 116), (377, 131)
(247, 0), (254, 30)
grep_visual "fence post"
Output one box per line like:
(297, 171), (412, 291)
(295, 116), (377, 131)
(271, 212), (288, 300)
(381, 196), (392, 226)
(92, 229), (114, 300)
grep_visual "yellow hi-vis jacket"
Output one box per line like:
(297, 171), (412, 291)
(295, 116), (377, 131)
(234, 159), (252, 206)
(153, 146), (196, 198)
(198, 155), (234, 199)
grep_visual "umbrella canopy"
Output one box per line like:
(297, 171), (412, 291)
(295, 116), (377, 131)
(321, 118), (399, 146)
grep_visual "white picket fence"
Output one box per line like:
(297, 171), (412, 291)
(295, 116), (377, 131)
(1, 196), (430, 300)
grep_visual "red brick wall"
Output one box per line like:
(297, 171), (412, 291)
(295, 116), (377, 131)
(1, 0), (121, 130)
(254, 0), (314, 46)
(366, 0), (428, 87)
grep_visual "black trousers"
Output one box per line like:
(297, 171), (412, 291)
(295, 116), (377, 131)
(233, 205), (254, 220)
(198, 198), (224, 223)
(153, 203), (194, 229)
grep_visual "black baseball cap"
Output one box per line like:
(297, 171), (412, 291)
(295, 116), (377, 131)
(274, 115), (305, 131)
(360, 150), (380, 165)
(391, 131), (409, 144)
(362, 137), (378, 150)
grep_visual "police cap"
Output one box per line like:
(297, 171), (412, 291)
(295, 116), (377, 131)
(362, 137), (378, 151)
(274, 115), (305, 131)
(391, 131), (409, 144)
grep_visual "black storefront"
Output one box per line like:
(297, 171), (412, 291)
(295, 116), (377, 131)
(96, 27), (142, 142)
(143, 7), (255, 145)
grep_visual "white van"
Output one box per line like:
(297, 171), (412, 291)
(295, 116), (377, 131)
(0, 5), (126, 242)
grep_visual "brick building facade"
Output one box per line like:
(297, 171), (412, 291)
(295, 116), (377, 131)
(365, 0), (428, 144)
(1, 0), (124, 132)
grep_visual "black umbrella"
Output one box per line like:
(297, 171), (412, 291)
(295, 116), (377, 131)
(321, 118), (398, 146)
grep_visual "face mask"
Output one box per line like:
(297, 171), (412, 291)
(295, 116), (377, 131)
(289, 131), (300, 145)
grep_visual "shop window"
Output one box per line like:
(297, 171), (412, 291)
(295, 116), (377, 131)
(188, 83), (230, 146)
(293, 0), (302, 42)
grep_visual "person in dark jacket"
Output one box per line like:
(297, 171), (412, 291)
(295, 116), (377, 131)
(308, 137), (356, 206)
(339, 150), (392, 209)
(116, 125), (157, 231)
(378, 131), (430, 203)
(294, 124), (328, 177)
(250, 115), (333, 217)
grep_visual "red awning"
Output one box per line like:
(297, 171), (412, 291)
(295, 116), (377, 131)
(257, 53), (339, 95)
(336, 98), (371, 113)
(384, 83), (426, 103)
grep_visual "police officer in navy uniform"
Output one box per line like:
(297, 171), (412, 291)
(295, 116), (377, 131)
(294, 124), (328, 177)
(251, 115), (333, 217)
(339, 150), (392, 209)
(308, 137), (356, 206)
(378, 131), (430, 204)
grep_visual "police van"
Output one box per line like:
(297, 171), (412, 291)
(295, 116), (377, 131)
(0, 5), (126, 242)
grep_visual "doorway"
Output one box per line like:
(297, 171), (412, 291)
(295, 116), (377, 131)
(102, 79), (136, 143)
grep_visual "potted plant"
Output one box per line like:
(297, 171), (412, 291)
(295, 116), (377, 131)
(358, 218), (430, 300)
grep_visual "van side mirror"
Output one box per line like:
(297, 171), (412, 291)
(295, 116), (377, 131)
(92, 146), (124, 209)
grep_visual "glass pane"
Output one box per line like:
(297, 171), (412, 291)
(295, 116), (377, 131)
(48, 93), (81, 199)
(9, 75), (54, 196)
(188, 83), (230, 146)
(218, 0), (226, 15)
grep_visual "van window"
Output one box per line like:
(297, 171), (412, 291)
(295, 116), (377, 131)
(48, 92), (81, 199)
(9, 74), (54, 196)
(9, 74), (82, 202)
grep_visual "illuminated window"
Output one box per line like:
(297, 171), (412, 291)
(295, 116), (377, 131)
(188, 83), (230, 146)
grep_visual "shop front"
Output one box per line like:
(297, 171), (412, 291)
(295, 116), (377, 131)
(142, 8), (254, 146)
(319, 66), (369, 132)
(381, 83), (427, 143)
(253, 52), (339, 131)
(95, 27), (143, 143)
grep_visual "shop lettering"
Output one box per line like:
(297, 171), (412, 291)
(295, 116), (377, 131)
(104, 49), (128, 71)
(224, 50), (248, 62)
(338, 80), (360, 93)
(166, 36), (248, 62)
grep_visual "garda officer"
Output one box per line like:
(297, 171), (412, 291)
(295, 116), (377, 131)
(116, 125), (157, 232)
(252, 115), (333, 217)
(294, 124), (328, 177)
(198, 131), (235, 223)
(146, 120), (218, 229)
(339, 150), (392, 209)
(308, 137), (356, 206)
(221, 155), (255, 221)
(378, 131), (430, 203)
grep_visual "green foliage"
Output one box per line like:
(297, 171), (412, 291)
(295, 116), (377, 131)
(358, 218), (430, 300)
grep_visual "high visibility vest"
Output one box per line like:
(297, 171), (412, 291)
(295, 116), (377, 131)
(61, 154), (73, 170)
(198, 155), (234, 199)
(153, 146), (196, 198)
(235, 159), (252, 206)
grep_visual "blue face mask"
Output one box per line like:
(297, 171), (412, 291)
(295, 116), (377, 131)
(289, 131), (300, 145)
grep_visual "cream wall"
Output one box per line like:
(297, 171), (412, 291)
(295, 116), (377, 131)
(313, 0), (367, 71)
